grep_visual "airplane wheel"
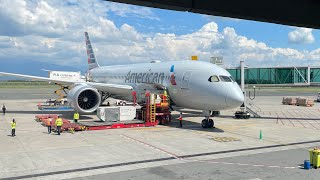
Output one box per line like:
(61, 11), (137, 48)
(208, 119), (214, 128)
(201, 119), (208, 128)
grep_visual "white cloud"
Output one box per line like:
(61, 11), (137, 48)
(288, 28), (315, 44)
(104, 1), (159, 20)
(0, 0), (320, 70)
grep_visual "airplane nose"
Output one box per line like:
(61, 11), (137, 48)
(226, 87), (244, 108)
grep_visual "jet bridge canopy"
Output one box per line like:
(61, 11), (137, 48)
(227, 66), (320, 86)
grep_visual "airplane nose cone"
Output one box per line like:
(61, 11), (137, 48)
(226, 87), (244, 108)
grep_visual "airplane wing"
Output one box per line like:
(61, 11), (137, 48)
(0, 72), (133, 94)
(0, 72), (75, 84)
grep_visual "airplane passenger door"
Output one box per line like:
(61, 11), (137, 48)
(181, 71), (192, 89)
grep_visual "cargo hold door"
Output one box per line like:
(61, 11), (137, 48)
(181, 71), (192, 89)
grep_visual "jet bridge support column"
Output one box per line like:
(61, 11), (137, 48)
(234, 60), (251, 119)
(240, 60), (245, 92)
(240, 60), (246, 110)
(308, 65), (311, 85)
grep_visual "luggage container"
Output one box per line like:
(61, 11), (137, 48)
(119, 106), (136, 121)
(97, 106), (136, 122)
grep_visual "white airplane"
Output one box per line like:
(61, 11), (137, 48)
(0, 32), (244, 128)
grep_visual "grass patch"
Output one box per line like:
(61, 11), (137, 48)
(0, 81), (59, 88)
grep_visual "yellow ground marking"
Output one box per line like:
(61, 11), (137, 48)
(211, 137), (241, 142)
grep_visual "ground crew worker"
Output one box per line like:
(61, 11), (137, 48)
(48, 118), (52, 134)
(178, 112), (183, 127)
(55, 116), (63, 135)
(2, 104), (6, 115)
(73, 112), (79, 123)
(11, 119), (16, 137)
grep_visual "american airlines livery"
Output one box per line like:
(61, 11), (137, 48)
(0, 32), (244, 128)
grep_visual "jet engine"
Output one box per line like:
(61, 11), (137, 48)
(67, 84), (101, 113)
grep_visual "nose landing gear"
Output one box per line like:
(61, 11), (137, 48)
(201, 118), (214, 128)
(201, 110), (215, 128)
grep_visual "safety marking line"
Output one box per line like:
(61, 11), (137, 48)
(275, 111), (284, 125)
(288, 110), (306, 128)
(237, 163), (249, 166)
(281, 111), (295, 127)
(298, 110), (320, 129)
(0, 157), (176, 180)
(121, 134), (181, 159)
(180, 139), (320, 159)
(4, 138), (317, 179)
(292, 109), (317, 130)
(221, 162), (234, 165)
(209, 161), (297, 169)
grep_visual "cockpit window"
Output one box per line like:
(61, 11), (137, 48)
(219, 75), (232, 82)
(208, 75), (219, 82)
(229, 76), (235, 82)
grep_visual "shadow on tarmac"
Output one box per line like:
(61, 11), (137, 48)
(217, 115), (320, 121)
(6, 111), (95, 120)
(6, 110), (225, 132)
(6, 110), (72, 115)
(167, 112), (224, 133)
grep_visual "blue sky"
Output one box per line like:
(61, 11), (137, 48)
(112, 8), (320, 51)
(0, 0), (320, 75)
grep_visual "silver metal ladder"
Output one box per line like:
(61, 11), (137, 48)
(246, 99), (261, 118)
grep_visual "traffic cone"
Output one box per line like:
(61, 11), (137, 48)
(259, 130), (262, 140)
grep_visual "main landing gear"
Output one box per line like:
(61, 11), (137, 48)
(201, 110), (215, 128)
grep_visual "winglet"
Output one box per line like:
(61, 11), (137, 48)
(85, 32), (100, 70)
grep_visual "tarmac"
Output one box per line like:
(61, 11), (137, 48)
(0, 87), (320, 179)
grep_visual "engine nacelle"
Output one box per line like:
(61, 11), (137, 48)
(67, 84), (101, 113)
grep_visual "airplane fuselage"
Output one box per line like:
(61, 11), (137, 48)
(88, 60), (244, 111)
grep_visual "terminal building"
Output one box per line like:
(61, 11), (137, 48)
(226, 66), (320, 86)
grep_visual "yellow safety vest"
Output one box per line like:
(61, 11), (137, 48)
(11, 122), (16, 129)
(55, 118), (63, 126)
(74, 113), (79, 120)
